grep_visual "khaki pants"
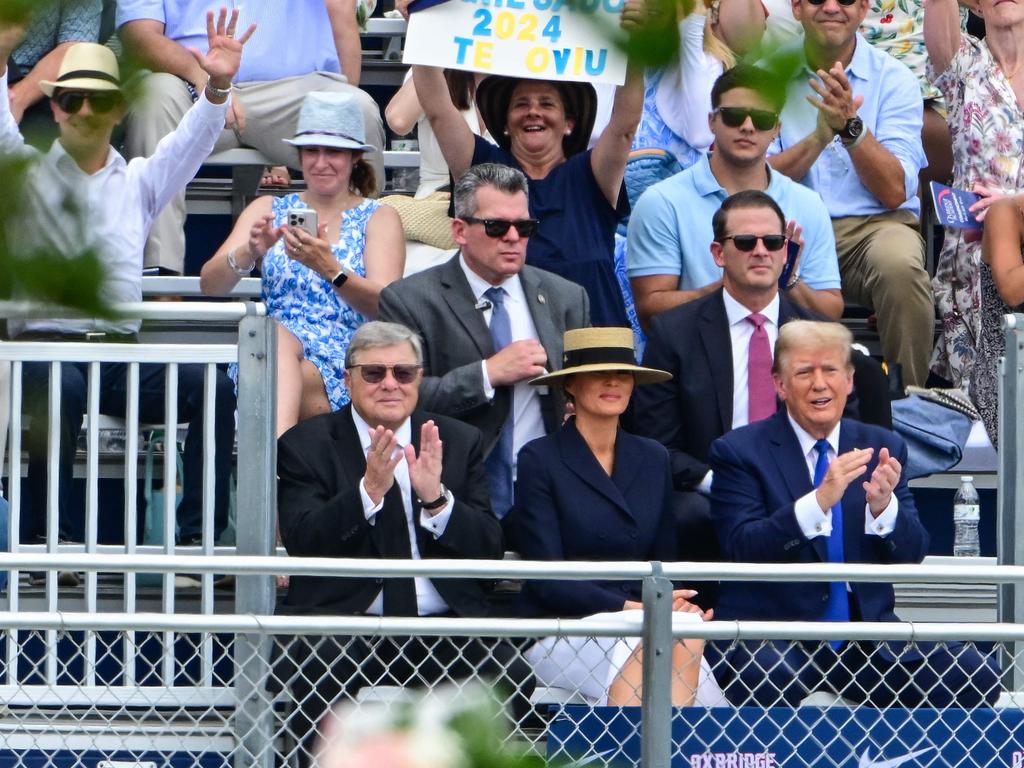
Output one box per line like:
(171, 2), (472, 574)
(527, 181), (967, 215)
(124, 72), (386, 273)
(832, 210), (934, 387)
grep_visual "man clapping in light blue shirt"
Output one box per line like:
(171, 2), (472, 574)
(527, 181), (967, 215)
(765, 0), (934, 388)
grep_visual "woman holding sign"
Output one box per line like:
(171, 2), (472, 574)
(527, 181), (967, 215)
(405, 0), (647, 328)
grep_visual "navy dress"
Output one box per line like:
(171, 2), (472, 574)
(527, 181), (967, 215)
(472, 137), (630, 328)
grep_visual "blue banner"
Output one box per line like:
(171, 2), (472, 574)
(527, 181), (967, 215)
(548, 706), (1024, 767)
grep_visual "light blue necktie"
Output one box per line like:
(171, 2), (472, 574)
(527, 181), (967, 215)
(813, 438), (850, 648)
(484, 287), (514, 519)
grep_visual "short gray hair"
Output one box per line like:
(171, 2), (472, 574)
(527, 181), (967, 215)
(773, 320), (853, 375)
(452, 163), (529, 219)
(345, 321), (424, 368)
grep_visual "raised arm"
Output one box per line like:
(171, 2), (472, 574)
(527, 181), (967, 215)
(714, 0), (767, 56)
(325, 0), (363, 87)
(923, 0), (963, 77)
(385, 73), (424, 136)
(412, 64), (476, 180)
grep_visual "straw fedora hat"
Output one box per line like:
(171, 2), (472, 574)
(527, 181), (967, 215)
(283, 92), (375, 153)
(475, 75), (597, 159)
(40, 43), (121, 97)
(530, 327), (671, 386)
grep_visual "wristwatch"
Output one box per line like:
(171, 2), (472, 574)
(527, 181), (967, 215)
(418, 485), (449, 510)
(331, 268), (349, 288)
(838, 116), (865, 148)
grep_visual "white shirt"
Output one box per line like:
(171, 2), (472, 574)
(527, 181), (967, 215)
(699, 291), (781, 493)
(0, 77), (228, 336)
(459, 256), (546, 476)
(352, 408), (451, 617)
(788, 413), (899, 541)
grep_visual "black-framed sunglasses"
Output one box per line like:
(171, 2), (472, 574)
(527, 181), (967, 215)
(720, 234), (788, 252)
(714, 107), (779, 131)
(53, 90), (123, 115)
(461, 217), (540, 238)
(806, 0), (858, 6)
(347, 363), (422, 384)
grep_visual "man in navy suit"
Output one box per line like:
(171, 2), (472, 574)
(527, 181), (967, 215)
(706, 320), (999, 708)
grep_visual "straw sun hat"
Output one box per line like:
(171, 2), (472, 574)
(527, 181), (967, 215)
(530, 327), (671, 387)
(39, 43), (121, 97)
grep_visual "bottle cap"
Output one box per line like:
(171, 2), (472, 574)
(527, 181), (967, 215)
(961, 476), (974, 483)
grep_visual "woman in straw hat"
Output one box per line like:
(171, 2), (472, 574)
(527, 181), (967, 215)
(201, 91), (405, 437)
(509, 328), (723, 706)
(400, 0), (647, 330)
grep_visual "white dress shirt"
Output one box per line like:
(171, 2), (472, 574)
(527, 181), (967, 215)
(352, 408), (451, 617)
(0, 77), (228, 336)
(789, 413), (899, 540)
(459, 256), (546, 476)
(699, 291), (781, 493)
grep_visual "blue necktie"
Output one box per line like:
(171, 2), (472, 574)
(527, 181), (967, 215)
(484, 287), (514, 519)
(813, 438), (850, 648)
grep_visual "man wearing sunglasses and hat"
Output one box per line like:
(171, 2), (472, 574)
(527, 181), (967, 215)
(627, 65), (843, 328)
(379, 164), (589, 523)
(1, 9), (253, 552)
(275, 320), (533, 766)
(764, 0), (934, 388)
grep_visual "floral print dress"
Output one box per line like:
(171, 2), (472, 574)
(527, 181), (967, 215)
(261, 192), (377, 409)
(928, 35), (1024, 390)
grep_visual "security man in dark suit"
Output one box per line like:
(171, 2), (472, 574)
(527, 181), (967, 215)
(274, 320), (533, 767)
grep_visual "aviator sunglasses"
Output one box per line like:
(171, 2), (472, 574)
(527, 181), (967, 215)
(714, 107), (779, 131)
(53, 90), (123, 115)
(347, 363), (422, 384)
(720, 234), (788, 252)
(461, 217), (540, 238)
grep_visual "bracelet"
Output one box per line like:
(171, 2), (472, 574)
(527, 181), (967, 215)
(205, 81), (232, 100)
(226, 247), (255, 276)
(785, 272), (801, 290)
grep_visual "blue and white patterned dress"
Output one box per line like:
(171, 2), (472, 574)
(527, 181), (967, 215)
(261, 192), (378, 409)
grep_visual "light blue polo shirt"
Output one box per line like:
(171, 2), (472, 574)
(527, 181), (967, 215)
(766, 34), (925, 217)
(626, 153), (841, 292)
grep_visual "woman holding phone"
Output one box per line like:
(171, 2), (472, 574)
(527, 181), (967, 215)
(202, 91), (405, 437)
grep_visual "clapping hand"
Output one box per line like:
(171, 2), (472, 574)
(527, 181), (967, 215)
(815, 447), (873, 512)
(407, 420), (445, 513)
(363, 426), (403, 505)
(807, 62), (863, 135)
(863, 446), (901, 517)
(623, 590), (713, 621)
(189, 7), (255, 91)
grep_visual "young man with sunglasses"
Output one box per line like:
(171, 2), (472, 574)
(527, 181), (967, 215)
(764, 0), (933, 387)
(379, 163), (589, 521)
(631, 190), (891, 609)
(627, 65), (843, 330)
(275, 320), (534, 766)
(1, 11), (253, 552)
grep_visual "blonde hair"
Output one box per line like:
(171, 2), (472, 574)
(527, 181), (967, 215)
(773, 321), (854, 375)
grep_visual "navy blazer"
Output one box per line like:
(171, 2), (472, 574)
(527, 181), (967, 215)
(710, 410), (928, 625)
(509, 419), (676, 618)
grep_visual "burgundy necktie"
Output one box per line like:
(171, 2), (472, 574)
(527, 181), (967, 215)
(746, 312), (776, 423)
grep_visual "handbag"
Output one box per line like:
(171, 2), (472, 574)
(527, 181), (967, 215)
(890, 387), (976, 480)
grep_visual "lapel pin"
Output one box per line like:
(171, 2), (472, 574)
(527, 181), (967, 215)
(538, 293), (546, 304)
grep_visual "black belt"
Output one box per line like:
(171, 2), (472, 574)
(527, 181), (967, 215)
(12, 331), (139, 344)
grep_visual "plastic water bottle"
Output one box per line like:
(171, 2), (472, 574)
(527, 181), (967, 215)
(390, 138), (419, 194)
(953, 476), (980, 558)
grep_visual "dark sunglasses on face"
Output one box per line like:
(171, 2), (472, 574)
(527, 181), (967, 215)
(806, 0), (858, 6)
(53, 90), (122, 115)
(348, 363), (422, 384)
(714, 107), (779, 131)
(720, 234), (788, 252)
(461, 216), (540, 238)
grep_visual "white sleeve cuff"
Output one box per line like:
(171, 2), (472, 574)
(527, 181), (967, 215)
(794, 490), (832, 539)
(698, 470), (713, 495)
(481, 361), (495, 400)
(864, 495), (899, 536)
(358, 477), (383, 524)
(419, 491), (454, 538)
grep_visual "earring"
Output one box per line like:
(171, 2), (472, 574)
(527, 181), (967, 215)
(503, 129), (509, 135)
(564, 129), (571, 135)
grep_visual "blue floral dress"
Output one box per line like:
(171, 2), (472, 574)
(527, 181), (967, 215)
(261, 193), (377, 409)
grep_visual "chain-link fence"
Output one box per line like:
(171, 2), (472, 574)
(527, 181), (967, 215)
(0, 555), (1019, 768)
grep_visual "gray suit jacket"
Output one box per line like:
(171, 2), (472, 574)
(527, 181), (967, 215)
(378, 254), (589, 455)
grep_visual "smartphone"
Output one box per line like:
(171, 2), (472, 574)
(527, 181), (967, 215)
(778, 239), (800, 289)
(287, 207), (318, 238)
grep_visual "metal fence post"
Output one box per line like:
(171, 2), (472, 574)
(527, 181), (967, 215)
(234, 312), (277, 768)
(641, 563), (673, 768)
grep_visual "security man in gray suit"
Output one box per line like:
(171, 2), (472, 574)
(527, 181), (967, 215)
(379, 163), (589, 520)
